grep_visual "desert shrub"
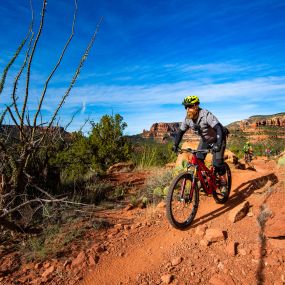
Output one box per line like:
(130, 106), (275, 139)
(20, 223), (84, 262)
(83, 181), (113, 204)
(51, 131), (91, 183)
(132, 141), (176, 168)
(53, 114), (132, 182)
(137, 168), (175, 205)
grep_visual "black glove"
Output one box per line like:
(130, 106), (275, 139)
(212, 143), (221, 152)
(172, 145), (179, 153)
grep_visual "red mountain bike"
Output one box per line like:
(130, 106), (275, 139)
(166, 147), (232, 230)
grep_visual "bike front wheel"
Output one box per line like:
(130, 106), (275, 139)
(166, 172), (199, 229)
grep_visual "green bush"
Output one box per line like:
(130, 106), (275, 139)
(53, 114), (132, 184)
(51, 132), (91, 183)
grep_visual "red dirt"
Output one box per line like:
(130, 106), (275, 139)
(1, 158), (285, 285)
(79, 158), (285, 285)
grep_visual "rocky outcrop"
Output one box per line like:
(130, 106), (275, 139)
(226, 113), (285, 143)
(229, 113), (285, 130)
(142, 122), (199, 142)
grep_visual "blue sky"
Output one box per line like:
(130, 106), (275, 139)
(1, 0), (285, 135)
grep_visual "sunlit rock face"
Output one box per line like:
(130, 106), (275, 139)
(142, 122), (199, 143)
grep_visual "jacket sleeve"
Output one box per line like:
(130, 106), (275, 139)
(174, 129), (186, 146)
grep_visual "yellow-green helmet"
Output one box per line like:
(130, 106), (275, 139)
(182, 95), (200, 106)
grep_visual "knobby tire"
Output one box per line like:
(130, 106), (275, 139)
(212, 162), (232, 204)
(166, 172), (199, 229)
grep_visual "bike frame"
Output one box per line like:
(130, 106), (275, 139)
(188, 152), (217, 195)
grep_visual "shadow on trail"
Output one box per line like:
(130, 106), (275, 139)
(190, 173), (278, 228)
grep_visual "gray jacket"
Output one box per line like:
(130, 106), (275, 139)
(180, 109), (221, 143)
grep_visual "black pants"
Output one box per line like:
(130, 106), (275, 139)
(196, 138), (227, 175)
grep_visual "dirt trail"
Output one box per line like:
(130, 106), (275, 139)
(80, 158), (285, 285)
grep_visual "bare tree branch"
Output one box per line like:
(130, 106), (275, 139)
(47, 16), (104, 131)
(6, 105), (26, 140)
(11, 0), (34, 121)
(32, 0), (78, 138)
(20, 0), (47, 134)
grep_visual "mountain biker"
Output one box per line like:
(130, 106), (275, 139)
(172, 95), (229, 195)
(243, 141), (253, 162)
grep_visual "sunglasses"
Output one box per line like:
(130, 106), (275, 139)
(184, 105), (195, 109)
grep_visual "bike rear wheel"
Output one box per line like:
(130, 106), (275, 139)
(213, 162), (232, 204)
(166, 172), (199, 229)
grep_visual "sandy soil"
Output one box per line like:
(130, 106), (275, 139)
(1, 158), (284, 285)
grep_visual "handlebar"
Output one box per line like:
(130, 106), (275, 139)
(178, 147), (212, 155)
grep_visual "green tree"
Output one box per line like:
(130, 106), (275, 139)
(89, 114), (132, 172)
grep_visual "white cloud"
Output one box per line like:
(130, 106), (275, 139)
(2, 72), (285, 134)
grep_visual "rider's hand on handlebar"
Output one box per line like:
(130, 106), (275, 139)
(212, 143), (221, 152)
(172, 144), (179, 153)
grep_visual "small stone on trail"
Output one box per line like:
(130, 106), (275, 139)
(205, 229), (225, 243)
(161, 274), (174, 284)
(195, 224), (208, 236)
(171, 257), (183, 266)
(71, 251), (86, 268)
(226, 241), (238, 256)
(200, 239), (211, 246)
(41, 265), (55, 278)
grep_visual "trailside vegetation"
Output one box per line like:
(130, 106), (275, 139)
(0, 0), (102, 230)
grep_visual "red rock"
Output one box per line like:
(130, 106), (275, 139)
(71, 251), (86, 268)
(205, 229), (225, 243)
(226, 241), (238, 256)
(161, 274), (174, 284)
(43, 262), (51, 269)
(268, 239), (285, 250)
(41, 265), (55, 278)
(228, 201), (250, 223)
(209, 274), (236, 285)
(88, 255), (96, 266)
(195, 224), (208, 237)
(107, 162), (135, 174)
(171, 257), (183, 266)
(17, 273), (36, 284)
(200, 239), (210, 246)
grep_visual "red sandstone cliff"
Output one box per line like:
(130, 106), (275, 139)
(142, 122), (199, 142)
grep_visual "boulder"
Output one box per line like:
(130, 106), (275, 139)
(204, 228), (225, 243)
(107, 162), (135, 174)
(228, 201), (250, 223)
(224, 150), (238, 164)
(161, 274), (174, 284)
(71, 251), (86, 268)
